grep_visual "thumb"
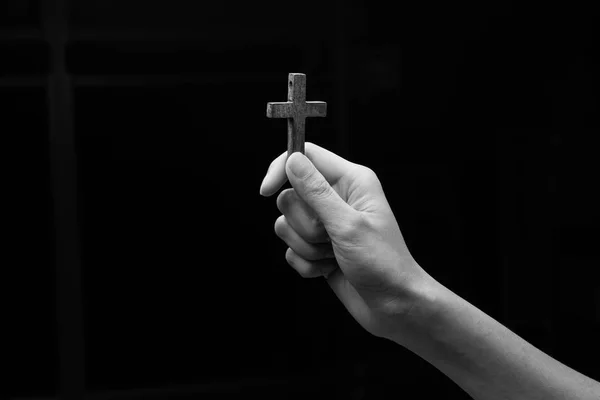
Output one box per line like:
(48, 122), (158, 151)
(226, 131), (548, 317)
(285, 152), (357, 229)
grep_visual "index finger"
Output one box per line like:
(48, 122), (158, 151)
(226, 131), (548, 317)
(259, 142), (356, 197)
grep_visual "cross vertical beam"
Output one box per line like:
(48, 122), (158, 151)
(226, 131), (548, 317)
(41, 0), (86, 399)
(267, 73), (327, 156)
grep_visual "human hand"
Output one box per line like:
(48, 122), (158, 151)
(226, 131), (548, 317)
(260, 143), (437, 340)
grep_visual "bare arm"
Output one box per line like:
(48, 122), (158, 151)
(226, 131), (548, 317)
(260, 144), (599, 400)
(392, 279), (600, 400)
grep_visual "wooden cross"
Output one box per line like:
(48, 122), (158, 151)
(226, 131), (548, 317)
(266, 73), (327, 155)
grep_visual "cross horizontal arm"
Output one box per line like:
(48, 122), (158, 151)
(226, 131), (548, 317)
(306, 101), (327, 117)
(266, 102), (293, 118)
(266, 73), (327, 156)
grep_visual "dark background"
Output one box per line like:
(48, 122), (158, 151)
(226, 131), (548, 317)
(3, 1), (599, 399)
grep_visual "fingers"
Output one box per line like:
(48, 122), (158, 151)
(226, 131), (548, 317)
(285, 248), (339, 279)
(276, 188), (330, 243)
(304, 142), (358, 184)
(285, 152), (358, 230)
(274, 215), (334, 261)
(259, 150), (288, 197)
(259, 142), (357, 197)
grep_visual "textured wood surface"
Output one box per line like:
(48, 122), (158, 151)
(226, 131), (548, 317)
(267, 73), (327, 155)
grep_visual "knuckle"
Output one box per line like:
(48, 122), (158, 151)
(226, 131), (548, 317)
(274, 215), (287, 238)
(337, 212), (372, 242)
(303, 217), (325, 243)
(350, 165), (383, 195)
(285, 247), (294, 264)
(296, 268), (311, 278)
(276, 188), (294, 213)
(360, 165), (376, 176)
(305, 178), (331, 199)
(285, 248), (311, 278)
(353, 212), (374, 234)
(359, 166), (380, 184)
(298, 265), (315, 278)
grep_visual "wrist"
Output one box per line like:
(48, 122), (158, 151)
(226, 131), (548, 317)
(380, 272), (448, 346)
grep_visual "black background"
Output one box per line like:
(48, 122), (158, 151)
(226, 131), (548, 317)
(3, 1), (599, 399)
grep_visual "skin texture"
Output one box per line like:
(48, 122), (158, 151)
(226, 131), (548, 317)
(260, 142), (600, 400)
(260, 142), (435, 339)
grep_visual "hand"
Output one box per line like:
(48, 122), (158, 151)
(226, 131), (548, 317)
(260, 143), (437, 340)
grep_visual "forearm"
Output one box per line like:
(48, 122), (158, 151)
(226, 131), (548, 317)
(392, 279), (600, 400)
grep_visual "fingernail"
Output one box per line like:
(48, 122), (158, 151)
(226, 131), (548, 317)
(288, 152), (312, 178)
